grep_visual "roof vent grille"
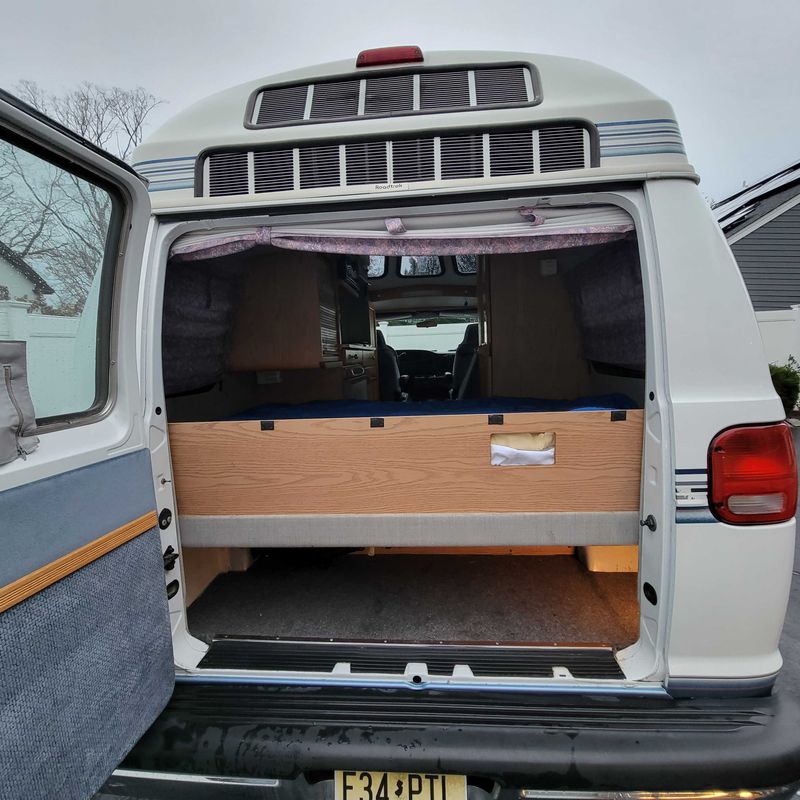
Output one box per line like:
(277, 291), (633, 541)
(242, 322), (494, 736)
(207, 151), (249, 196)
(309, 80), (360, 119)
(345, 141), (388, 185)
(419, 70), (470, 110)
(392, 137), (436, 183)
(255, 85), (309, 127)
(489, 130), (534, 177)
(254, 149), (293, 193)
(364, 74), (414, 115)
(539, 126), (587, 173)
(299, 144), (340, 188)
(440, 134), (484, 180)
(249, 64), (535, 128)
(474, 66), (528, 105)
(203, 124), (591, 198)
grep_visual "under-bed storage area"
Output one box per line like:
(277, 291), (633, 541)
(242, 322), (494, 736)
(161, 202), (647, 652)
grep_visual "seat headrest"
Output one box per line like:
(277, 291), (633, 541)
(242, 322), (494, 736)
(376, 329), (386, 347)
(461, 323), (479, 346)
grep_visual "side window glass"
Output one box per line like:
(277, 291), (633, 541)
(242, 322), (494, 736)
(0, 137), (118, 421)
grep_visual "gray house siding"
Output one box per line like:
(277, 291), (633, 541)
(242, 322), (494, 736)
(731, 201), (800, 310)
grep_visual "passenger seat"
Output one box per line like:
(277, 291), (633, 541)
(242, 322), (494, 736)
(451, 323), (481, 399)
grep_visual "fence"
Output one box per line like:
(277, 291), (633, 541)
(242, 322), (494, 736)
(0, 299), (91, 418)
(756, 306), (800, 367)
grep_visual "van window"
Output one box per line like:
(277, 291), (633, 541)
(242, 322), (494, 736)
(367, 256), (385, 278)
(399, 255), (443, 277)
(0, 136), (119, 421)
(378, 313), (478, 352)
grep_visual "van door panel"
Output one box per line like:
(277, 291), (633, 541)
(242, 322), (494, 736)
(0, 90), (173, 800)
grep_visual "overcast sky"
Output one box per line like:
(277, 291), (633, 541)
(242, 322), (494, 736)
(2, 0), (799, 202)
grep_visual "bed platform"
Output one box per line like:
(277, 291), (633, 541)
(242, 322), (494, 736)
(169, 396), (644, 549)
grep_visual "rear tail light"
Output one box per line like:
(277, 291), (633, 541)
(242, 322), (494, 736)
(708, 422), (797, 524)
(356, 46), (424, 68)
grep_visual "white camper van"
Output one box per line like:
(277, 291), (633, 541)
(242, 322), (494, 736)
(1, 48), (800, 800)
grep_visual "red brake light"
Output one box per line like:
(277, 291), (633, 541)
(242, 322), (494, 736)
(356, 46), (424, 68)
(708, 423), (797, 524)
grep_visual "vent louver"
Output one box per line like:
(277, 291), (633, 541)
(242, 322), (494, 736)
(309, 80), (360, 119)
(392, 137), (435, 183)
(253, 149), (293, 193)
(538, 126), (587, 173)
(419, 70), (470, 110)
(249, 64), (536, 128)
(203, 124), (591, 199)
(440, 134), (483, 180)
(299, 144), (340, 188)
(364, 74), (414, 115)
(207, 151), (249, 196)
(474, 66), (528, 105)
(345, 141), (388, 184)
(489, 130), (534, 177)
(255, 85), (308, 127)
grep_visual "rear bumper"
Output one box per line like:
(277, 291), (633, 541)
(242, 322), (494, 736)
(102, 681), (800, 795)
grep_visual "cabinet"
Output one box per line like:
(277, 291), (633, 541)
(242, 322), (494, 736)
(228, 252), (339, 371)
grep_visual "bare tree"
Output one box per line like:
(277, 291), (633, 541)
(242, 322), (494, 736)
(15, 79), (162, 161)
(0, 81), (163, 313)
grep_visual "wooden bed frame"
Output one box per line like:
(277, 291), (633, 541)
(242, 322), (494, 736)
(168, 409), (643, 516)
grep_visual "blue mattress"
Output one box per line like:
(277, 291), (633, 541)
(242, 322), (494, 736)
(228, 394), (637, 421)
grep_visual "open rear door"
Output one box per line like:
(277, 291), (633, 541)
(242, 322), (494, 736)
(0, 92), (173, 799)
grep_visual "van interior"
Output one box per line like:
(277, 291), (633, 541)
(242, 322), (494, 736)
(162, 205), (646, 670)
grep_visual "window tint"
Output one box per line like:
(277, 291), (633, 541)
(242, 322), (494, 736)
(399, 255), (442, 277)
(0, 137), (118, 420)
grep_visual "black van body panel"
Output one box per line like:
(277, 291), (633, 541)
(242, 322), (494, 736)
(116, 681), (800, 791)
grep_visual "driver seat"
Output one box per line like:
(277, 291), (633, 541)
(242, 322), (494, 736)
(376, 330), (404, 401)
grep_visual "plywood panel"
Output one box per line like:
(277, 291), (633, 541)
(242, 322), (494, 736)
(169, 410), (642, 516)
(489, 253), (590, 398)
(228, 252), (336, 371)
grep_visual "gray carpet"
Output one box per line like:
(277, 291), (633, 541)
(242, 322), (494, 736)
(188, 554), (639, 645)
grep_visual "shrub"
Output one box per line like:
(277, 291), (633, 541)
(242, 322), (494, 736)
(770, 355), (800, 417)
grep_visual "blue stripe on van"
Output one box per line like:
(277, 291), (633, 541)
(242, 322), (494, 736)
(596, 118), (678, 127)
(133, 155), (197, 167)
(147, 181), (195, 192)
(676, 508), (717, 524)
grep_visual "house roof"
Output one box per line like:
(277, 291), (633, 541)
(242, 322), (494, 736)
(713, 160), (800, 235)
(0, 240), (54, 295)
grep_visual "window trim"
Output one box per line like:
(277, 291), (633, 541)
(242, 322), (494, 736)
(0, 126), (126, 430)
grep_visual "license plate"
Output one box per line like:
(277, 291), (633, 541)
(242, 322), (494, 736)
(335, 771), (467, 800)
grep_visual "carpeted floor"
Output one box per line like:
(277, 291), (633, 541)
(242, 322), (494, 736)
(188, 554), (639, 645)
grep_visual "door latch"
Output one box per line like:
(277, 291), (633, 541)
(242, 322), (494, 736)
(163, 545), (179, 571)
(639, 514), (657, 532)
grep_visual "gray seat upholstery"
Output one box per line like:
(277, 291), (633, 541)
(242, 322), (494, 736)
(451, 323), (480, 399)
(376, 330), (403, 401)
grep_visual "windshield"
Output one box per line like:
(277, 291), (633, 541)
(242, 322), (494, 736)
(377, 314), (477, 353)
